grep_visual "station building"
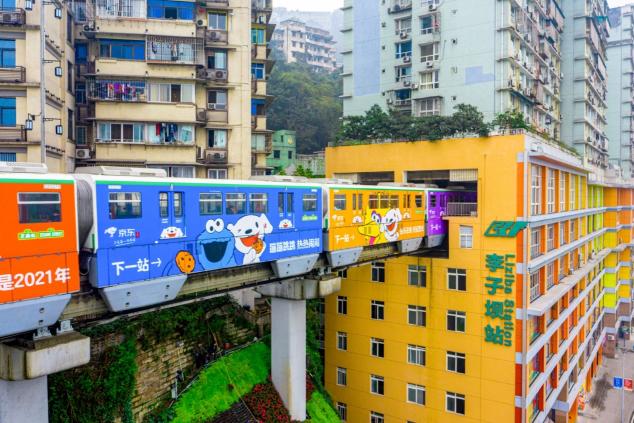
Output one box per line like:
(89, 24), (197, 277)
(324, 132), (633, 423)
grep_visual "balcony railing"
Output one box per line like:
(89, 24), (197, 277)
(0, 66), (25, 83)
(0, 125), (26, 142)
(95, 0), (146, 19)
(87, 79), (146, 102)
(252, 0), (271, 11)
(445, 202), (477, 217)
(0, 8), (25, 25)
(146, 36), (202, 65)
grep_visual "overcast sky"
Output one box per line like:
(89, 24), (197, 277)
(274, 0), (342, 11)
(609, 0), (633, 6)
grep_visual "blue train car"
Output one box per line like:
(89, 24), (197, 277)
(76, 169), (323, 311)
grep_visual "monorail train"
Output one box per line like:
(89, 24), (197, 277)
(0, 163), (475, 336)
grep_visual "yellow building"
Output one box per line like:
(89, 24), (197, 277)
(0, 0), (76, 171)
(324, 132), (633, 423)
(69, 0), (273, 178)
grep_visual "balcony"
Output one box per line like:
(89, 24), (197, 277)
(0, 125), (26, 142)
(0, 8), (25, 26)
(252, 0), (272, 12)
(388, 0), (411, 13)
(206, 0), (230, 8)
(252, 115), (266, 131)
(251, 132), (272, 154)
(198, 147), (228, 164)
(146, 36), (202, 65)
(0, 66), (24, 83)
(197, 68), (228, 82)
(95, 0), (146, 19)
(252, 78), (266, 96)
(200, 28), (228, 45)
(445, 202), (477, 217)
(206, 107), (228, 124)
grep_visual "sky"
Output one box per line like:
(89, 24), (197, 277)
(610, 0), (634, 6)
(273, 0), (342, 12)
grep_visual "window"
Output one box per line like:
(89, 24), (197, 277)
(148, 0), (194, 20)
(459, 225), (473, 248)
(447, 351), (466, 373)
(408, 265), (426, 287)
(207, 49), (227, 69)
(99, 39), (145, 60)
(447, 310), (466, 333)
(416, 97), (441, 116)
(560, 222), (566, 245)
(0, 152), (16, 162)
(407, 384), (425, 405)
(547, 224), (554, 251)
(420, 42), (439, 62)
(371, 300), (384, 320)
(338, 269), (348, 279)
(531, 165), (542, 215)
(67, 60), (73, 93)
(337, 403), (347, 421)
(337, 331), (347, 351)
(407, 345), (425, 366)
(446, 392), (465, 415)
(334, 194), (346, 211)
(447, 268), (466, 291)
(371, 262), (385, 282)
(370, 412), (384, 423)
(420, 14), (435, 34)
(273, 150), (280, 159)
(67, 108), (74, 141)
(200, 193), (222, 215)
(547, 168), (555, 213)
(159, 192), (169, 217)
(207, 169), (227, 179)
(569, 174), (576, 210)
(286, 193), (294, 213)
(408, 305), (426, 326)
(303, 193), (317, 211)
(207, 90), (227, 110)
(251, 28), (265, 44)
(75, 83), (86, 105)
(148, 83), (194, 103)
(396, 65), (412, 83)
(173, 192), (183, 217)
(0, 40), (15, 68)
(419, 70), (439, 90)
(530, 227), (541, 259)
(0, 97), (15, 126)
(370, 338), (384, 358)
(336, 367), (347, 386)
(225, 193), (246, 214)
(207, 129), (227, 149)
(559, 172), (566, 212)
(108, 192), (141, 219)
(530, 271), (541, 302)
(546, 262), (554, 289)
(249, 193), (268, 213)
(337, 296), (347, 315)
(17, 193), (61, 224)
(395, 40), (412, 58)
(569, 219), (575, 242)
(97, 122), (144, 143)
(370, 375), (384, 395)
(288, 150), (292, 159)
(208, 12), (227, 29)
(252, 63), (265, 79)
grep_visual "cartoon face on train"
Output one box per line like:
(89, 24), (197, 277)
(227, 214), (273, 265)
(195, 218), (236, 270)
(381, 208), (402, 242)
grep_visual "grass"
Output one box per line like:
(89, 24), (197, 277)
(171, 342), (271, 423)
(307, 391), (341, 423)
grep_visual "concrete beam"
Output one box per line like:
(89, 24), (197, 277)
(0, 377), (47, 423)
(0, 331), (90, 381)
(256, 276), (341, 300)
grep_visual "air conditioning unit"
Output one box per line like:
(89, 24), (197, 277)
(76, 149), (90, 159)
(400, 31), (408, 39)
(208, 104), (218, 110)
(387, 98), (393, 104)
(426, 61), (433, 68)
(403, 55), (411, 63)
(196, 19), (204, 27)
(213, 70), (228, 80)
(403, 79), (411, 86)
(429, 4), (436, 11)
(411, 83), (418, 89)
(197, 109), (207, 121)
(197, 146), (205, 160)
(206, 150), (227, 162)
(208, 30), (220, 41)
(608, 334), (615, 341)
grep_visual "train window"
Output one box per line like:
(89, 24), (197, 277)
(278, 192), (285, 214)
(334, 194), (346, 211)
(159, 192), (169, 217)
(430, 194), (437, 207)
(303, 193), (318, 211)
(287, 193), (294, 213)
(358, 194), (363, 210)
(173, 192), (183, 217)
(109, 192), (142, 219)
(199, 193), (222, 215)
(389, 195), (399, 208)
(415, 195), (423, 208)
(369, 194), (378, 209)
(352, 193), (356, 210)
(405, 195), (411, 209)
(379, 195), (389, 209)
(226, 193), (246, 214)
(249, 193), (268, 213)
(18, 192), (61, 224)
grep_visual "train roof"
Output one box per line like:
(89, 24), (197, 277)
(0, 172), (75, 184)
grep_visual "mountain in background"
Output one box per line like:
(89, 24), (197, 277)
(271, 7), (343, 61)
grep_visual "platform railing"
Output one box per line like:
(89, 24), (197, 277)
(445, 202), (477, 217)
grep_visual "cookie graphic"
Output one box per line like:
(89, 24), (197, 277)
(175, 250), (195, 274)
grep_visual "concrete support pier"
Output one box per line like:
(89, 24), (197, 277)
(0, 331), (90, 423)
(258, 275), (341, 421)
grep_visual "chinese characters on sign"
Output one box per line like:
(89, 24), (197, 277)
(0, 267), (72, 291)
(483, 253), (515, 347)
(112, 258), (162, 277)
(269, 238), (320, 254)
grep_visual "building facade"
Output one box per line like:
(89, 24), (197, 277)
(0, 0), (76, 172)
(324, 133), (633, 422)
(296, 150), (324, 176)
(271, 19), (337, 72)
(267, 129), (295, 172)
(607, 5), (634, 178)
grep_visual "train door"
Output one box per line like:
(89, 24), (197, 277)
(278, 190), (295, 230)
(159, 190), (186, 235)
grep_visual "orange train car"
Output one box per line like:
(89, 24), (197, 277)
(323, 183), (427, 266)
(0, 164), (80, 336)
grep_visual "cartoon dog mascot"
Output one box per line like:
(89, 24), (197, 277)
(227, 214), (273, 264)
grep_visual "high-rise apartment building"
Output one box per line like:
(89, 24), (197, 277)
(271, 19), (337, 72)
(324, 132), (632, 423)
(0, 1), (76, 172)
(560, 0), (609, 169)
(342, 0), (611, 167)
(66, 0), (272, 179)
(607, 5), (634, 177)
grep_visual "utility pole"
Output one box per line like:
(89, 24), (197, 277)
(39, 0), (46, 165)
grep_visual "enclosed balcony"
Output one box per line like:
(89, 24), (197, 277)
(146, 36), (202, 65)
(198, 147), (228, 164)
(95, 0), (146, 19)
(206, 0), (230, 8)
(0, 66), (24, 83)
(251, 0), (271, 12)
(0, 125), (26, 142)
(87, 79), (146, 102)
(388, 0), (411, 13)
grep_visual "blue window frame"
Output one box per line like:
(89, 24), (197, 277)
(0, 152), (16, 162)
(0, 0), (15, 9)
(396, 41), (412, 59)
(75, 43), (88, 64)
(251, 63), (265, 80)
(0, 40), (15, 68)
(99, 39), (145, 60)
(147, 0), (194, 20)
(251, 99), (265, 116)
(0, 97), (16, 126)
(251, 28), (265, 45)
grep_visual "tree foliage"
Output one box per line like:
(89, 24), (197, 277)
(268, 62), (342, 154)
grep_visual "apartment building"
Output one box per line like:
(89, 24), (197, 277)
(0, 0), (76, 172)
(68, 0), (273, 179)
(607, 5), (634, 178)
(271, 19), (337, 72)
(560, 0), (609, 169)
(324, 132), (633, 422)
(341, 0), (565, 142)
